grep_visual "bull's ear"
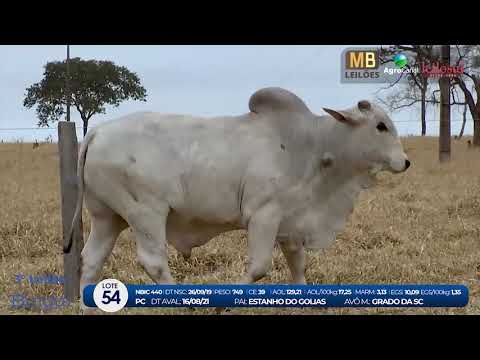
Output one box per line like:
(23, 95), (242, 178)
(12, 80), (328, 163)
(323, 108), (357, 126)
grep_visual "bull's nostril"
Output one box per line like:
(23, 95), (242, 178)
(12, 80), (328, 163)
(405, 159), (411, 169)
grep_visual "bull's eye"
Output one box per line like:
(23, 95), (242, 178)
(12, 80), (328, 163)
(376, 122), (388, 132)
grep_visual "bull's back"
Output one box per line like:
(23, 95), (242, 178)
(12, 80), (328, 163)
(84, 111), (271, 225)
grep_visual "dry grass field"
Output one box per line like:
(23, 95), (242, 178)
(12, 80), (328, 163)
(1, 136), (479, 315)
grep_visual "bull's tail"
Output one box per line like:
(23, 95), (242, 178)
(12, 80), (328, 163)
(63, 129), (96, 254)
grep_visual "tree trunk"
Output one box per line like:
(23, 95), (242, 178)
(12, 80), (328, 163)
(474, 110), (480, 146)
(458, 104), (467, 139)
(439, 45), (451, 163)
(421, 87), (427, 136)
(455, 78), (478, 146)
(473, 78), (480, 146)
(83, 119), (89, 137)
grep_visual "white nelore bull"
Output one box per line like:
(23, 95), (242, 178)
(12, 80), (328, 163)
(64, 87), (410, 308)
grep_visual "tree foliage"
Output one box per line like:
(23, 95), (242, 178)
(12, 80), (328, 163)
(24, 57), (147, 135)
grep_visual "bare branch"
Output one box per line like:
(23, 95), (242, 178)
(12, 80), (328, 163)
(390, 99), (421, 110)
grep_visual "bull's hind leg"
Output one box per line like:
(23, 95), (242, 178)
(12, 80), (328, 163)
(80, 203), (128, 314)
(129, 203), (175, 284)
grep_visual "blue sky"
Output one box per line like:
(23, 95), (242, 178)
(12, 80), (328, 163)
(0, 45), (472, 141)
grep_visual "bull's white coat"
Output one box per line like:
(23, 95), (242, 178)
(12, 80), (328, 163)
(67, 87), (409, 310)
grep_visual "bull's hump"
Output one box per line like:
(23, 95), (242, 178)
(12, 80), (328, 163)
(248, 87), (313, 116)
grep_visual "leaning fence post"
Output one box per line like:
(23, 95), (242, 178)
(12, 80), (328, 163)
(58, 121), (83, 301)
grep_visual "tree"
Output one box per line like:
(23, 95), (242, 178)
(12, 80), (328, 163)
(450, 45), (480, 146)
(377, 45), (480, 145)
(458, 102), (468, 139)
(376, 79), (438, 136)
(377, 45), (434, 136)
(24, 57), (147, 136)
(439, 45), (451, 162)
(421, 46), (480, 145)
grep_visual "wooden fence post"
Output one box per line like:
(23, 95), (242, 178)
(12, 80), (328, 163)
(58, 121), (83, 301)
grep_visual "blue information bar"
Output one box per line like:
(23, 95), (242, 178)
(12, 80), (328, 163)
(84, 284), (468, 308)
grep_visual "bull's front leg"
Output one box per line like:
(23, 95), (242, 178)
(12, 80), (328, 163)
(240, 202), (282, 284)
(279, 241), (306, 284)
(215, 202), (281, 314)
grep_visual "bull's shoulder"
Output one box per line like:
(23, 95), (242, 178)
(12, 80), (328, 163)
(248, 87), (313, 116)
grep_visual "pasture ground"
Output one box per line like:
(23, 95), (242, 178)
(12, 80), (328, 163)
(1, 136), (479, 315)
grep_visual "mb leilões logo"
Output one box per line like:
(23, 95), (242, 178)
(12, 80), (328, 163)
(343, 49), (381, 81)
(345, 50), (379, 69)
